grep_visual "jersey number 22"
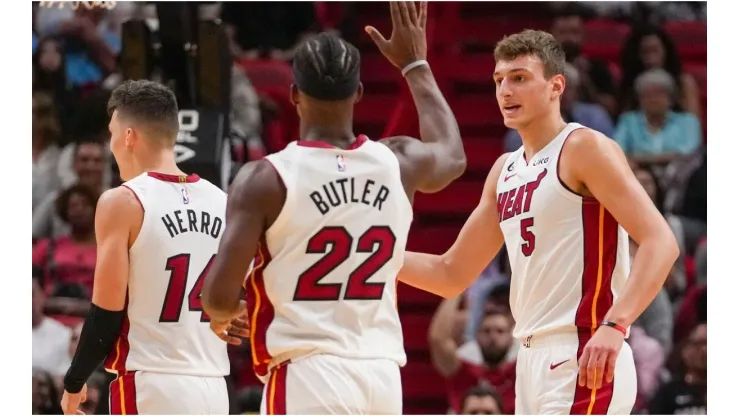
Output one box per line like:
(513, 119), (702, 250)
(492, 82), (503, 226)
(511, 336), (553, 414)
(294, 225), (397, 301)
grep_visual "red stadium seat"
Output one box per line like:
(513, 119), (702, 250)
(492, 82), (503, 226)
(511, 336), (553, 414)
(400, 313), (434, 352)
(397, 282), (442, 309)
(664, 22), (707, 62)
(413, 179), (482, 216)
(581, 20), (631, 63)
(406, 224), (463, 254)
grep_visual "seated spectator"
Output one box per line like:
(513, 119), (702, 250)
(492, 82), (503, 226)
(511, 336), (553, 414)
(32, 276), (72, 375)
(461, 383), (504, 415)
(649, 323), (707, 415)
(32, 97), (63, 212)
(33, 140), (106, 240)
(33, 184), (99, 316)
(614, 69), (701, 169)
(80, 371), (107, 415)
(550, 6), (618, 115)
(53, 322), (82, 384)
(32, 368), (63, 415)
(674, 284), (707, 343)
(505, 63), (613, 152)
(33, 37), (73, 120)
(429, 297), (516, 414)
(619, 25), (701, 119)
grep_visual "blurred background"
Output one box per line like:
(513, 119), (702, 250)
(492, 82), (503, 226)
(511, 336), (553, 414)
(31, 1), (706, 414)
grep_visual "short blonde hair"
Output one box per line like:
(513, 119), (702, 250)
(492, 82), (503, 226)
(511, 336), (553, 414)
(494, 30), (566, 79)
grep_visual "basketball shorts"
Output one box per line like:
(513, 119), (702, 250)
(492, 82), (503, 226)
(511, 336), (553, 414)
(109, 371), (228, 415)
(260, 354), (402, 415)
(515, 328), (637, 415)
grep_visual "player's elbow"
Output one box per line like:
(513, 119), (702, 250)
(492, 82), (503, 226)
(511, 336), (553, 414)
(420, 158), (468, 193)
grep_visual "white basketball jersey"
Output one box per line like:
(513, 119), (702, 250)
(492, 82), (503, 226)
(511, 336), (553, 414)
(496, 123), (631, 339)
(104, 172), (230, 377)
(246, 136), (412, 380)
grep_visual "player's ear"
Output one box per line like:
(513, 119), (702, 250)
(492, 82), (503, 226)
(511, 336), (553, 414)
(124, 127), (136, 151)
(551, 74), (566, 100)
(354, 83), (364, 104)
(289, 84), (299, 106)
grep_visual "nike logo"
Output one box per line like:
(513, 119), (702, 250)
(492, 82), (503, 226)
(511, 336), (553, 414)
(550, 359), (569, 370)
(504, 173), (517, 182)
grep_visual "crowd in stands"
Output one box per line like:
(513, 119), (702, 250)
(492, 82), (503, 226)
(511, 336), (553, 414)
(31, 2), (705, 414)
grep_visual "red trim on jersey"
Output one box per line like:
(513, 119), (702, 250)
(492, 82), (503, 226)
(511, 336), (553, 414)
(266, 362), (289, 415)
(570, 328), (614, 414)
(555, 127), (597, 199)
(246, 238), (275, 378)
(574, 202), (618, 329)
(147, 172), (200, 183)
(109, 371), (138, 415)
(104, 295), (131, 374)
(296, 134), (368, 150)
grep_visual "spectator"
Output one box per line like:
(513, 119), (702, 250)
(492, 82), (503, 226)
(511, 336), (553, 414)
(673, 284), (707, 343)
(613, 69), (702, 169)
(633, 167), (663, 209)
(619, 25), (701, 118)
(32, 277), (72, 375)
(664, 148), (706, 256)
(504, 63), (614, 152)
(80, 371), (106, 415)
(32, 368), (63, 415)
(221, 2), (319, 61)
(429, 297), (516, 414)
(461, 383), (504, 415)
(32, 184), (99, 316)
(33, 140), (106, 240)
(33, 37), (68, 103)
(53, 322), (82, 382)
(649, 323), (707, 415)
(32, 99), (62, 212)
(550, 6), (618, 115)
(628, 326), (666, 408)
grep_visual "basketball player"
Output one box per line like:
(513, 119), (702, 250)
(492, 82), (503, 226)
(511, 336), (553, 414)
(201, 2), (466, 414)
(60, 80), (249, 415)
(398, 30), (680, 414)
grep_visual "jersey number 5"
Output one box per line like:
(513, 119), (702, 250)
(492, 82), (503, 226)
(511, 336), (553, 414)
(159, 254), (216, 322)
(294, 226), (397, 301)
(520, 217), (535, 256)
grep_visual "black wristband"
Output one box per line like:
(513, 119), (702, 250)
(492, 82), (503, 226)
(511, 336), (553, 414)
(63, 304), (125, 393)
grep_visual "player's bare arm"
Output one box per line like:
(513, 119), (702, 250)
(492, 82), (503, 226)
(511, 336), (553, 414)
(428, 295), (466, 376)
(398, 154), (509, 298)
(561, 129), (680, 390)
(61, 187), (141, 415)
(367, 1), (466, 195)
(202, 160), (286, 323)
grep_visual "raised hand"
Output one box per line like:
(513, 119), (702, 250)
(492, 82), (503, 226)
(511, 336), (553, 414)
(365, 1), (428, 70)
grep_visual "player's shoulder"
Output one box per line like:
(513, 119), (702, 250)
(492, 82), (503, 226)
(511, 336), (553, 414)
(566, 127), (622, 155)
(98, 186), (142, 212)
(229, 159), (285, 204)
(95, 186), (144, 229)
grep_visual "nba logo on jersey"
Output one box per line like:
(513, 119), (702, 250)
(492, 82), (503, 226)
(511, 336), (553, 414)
(182, 188), (190, 204)
(337, 155), (346, 172)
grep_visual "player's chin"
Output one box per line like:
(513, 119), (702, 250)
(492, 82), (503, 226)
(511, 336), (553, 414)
(502, 115), (525, 129)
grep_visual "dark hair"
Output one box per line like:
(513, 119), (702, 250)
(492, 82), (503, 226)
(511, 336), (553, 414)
(107, 80), (180, 143)
(56, 184), (100, 223)
(619, 25), (683, 111)
(293, 32), (361, 101)
(462, 382), (503, 410)
(33, 36), (67, 93)
(494, 30), (566, 79)
(33, 113), (61, 146)
(74, 139), (104, 158)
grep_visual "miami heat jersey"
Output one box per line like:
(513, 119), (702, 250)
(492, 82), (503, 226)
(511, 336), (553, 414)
(496, 123), (631, 339)
(247, 135), (412, 379)
(104, 172), (230, 377)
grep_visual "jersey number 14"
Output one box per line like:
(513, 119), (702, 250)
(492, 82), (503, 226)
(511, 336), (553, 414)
(294, 225), (397, 301)
(159, 254), (215, 322)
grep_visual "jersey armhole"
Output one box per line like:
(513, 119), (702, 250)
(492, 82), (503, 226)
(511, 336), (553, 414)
(263, 157), (292, 237)
(555, 128), (598, 203)
(121, 184), (150, 253)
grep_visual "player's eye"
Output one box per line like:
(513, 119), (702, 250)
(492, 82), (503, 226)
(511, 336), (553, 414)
(494, 78), (503, 86)
(515, 75), (525, 82)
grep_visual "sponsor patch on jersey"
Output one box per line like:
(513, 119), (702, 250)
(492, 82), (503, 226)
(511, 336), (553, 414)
(182, 188), (190, 204)
(337, 155), (346, 172)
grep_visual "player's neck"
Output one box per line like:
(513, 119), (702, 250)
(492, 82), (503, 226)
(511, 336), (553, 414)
(300, 122), (357, 149)
(518, 112), (568, 161)
(133, 150), (186, 178)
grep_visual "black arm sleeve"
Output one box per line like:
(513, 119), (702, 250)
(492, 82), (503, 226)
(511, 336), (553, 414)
(63, 304), (125, 393)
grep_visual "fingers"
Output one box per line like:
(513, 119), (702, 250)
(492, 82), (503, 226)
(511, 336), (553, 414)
(364, 26), (388, 49)
(406, 1), (418, 25)
(217, 332), (243, 346)
(419, 1), (428, 28)
(390, 1), (402, 29)
(577, 348), (590, 388)
(227, 320), (250, 338)
(605, 349), (618, 384)
(76, 411), (86, 415)
(398, 1), (413, 26)
(585, 348), (601, 389)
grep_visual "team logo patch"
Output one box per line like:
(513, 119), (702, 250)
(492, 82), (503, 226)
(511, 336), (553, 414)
(507, 162), (515, 172)
(337, 155), (346, 172)
(182, 188), (190, 204)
